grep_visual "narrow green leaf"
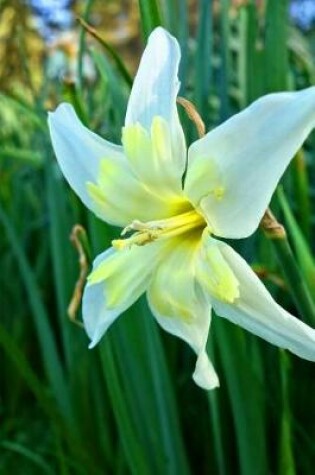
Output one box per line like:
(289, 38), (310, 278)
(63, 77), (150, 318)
(264, 0), (289, 92)
(0, 323), (99, 474)
(292, 150), (311, 239)
(78, 17), (132, 88)
(277, 186), (315, 297)
(214, 318), (269, 475)
(0, 147), (43, 166)
(138, 0), (163, 41)
(218, 0), (231, 120)
(195, 0), (213, 124)
(77, 0), (95, 92)
(262, 205), (315, 325)
(44, 154), (77, 371)
(1, 441), (55, 475)
(99, 340), (153, 475)
(0, 205), (71, 421)
(237, 3), (264, 105)
(0, 93), (47, 132)
(278, 352), (296, 475)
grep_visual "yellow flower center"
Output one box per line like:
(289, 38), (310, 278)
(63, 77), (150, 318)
(112, 209), (205, 250)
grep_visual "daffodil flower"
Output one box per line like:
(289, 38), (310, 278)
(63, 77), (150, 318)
(48, 27), (315, 390)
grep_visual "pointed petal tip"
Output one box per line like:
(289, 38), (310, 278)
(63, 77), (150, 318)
(88, 338), (98, 350)
(186, 86), (315, 239)
(193, 351), (220, 390)
(213, 241), (315, 363)
(87, 326), (103, 349)
(88, 341), (96, 350)
(149, 26), (175, 41)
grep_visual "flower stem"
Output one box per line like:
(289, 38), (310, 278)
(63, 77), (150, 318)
(261, 209), (315, 325)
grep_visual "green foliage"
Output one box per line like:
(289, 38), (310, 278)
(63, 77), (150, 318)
(1, 1), (315, 474)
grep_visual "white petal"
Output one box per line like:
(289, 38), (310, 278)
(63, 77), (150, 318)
(48, 103), (122, 218)
(48, 103), (181, 226)
(185, 87), (315, 238)
(193, 351), (219, 389)
(83, 242), (162, 348)
(125, 27), (186, 181)
(147, 236), (219, 390)
(210, 241), (315, 361)
(122, 117), (186, 197)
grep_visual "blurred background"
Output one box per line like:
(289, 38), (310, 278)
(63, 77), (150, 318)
(1, 0), (315, 474)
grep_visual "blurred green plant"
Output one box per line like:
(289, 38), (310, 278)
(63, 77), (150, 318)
(1, 0), (315, 474)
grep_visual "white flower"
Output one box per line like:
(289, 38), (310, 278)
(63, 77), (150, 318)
(48, 27), (315, 390)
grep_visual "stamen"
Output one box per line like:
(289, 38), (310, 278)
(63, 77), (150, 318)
(112, 231), (158, 250)
(112, 210), (205, 250)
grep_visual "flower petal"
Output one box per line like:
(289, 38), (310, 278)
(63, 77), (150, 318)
(147, 235), (219, 390)
(196, 230), (240, 304)
(185, 87), (315, 238)
(125, 27), (186, 186)
(208, 240), (315, 361)
(83, 242), (162, 348)
(122, 117), (185, 197)
(48, 103), (182, 226)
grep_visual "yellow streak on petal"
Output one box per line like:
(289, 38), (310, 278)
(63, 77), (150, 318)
(86, 181), (107, 209)
(151, 116), (170, 163)
(149, 235), (201, 323)
(87, 254), (117, 284)
(122, 116), (184, 197)
(88, 243), (160, 309)
(199, 240), (240, 303)
(122, 123), (151, 164)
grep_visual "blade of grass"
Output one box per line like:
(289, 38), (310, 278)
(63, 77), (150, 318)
(44, 153), (77, 371)
(177, 0), (189, 94)
(214, 318), (269, 475)
(0, 323), (99, 475)
(0, 147), (43, 167)
(77, 17), (132, 88)
(277, 186), (315, 296)
(261, 208), (315, 325)
(0, 441), (55, 475)
(278, 352), (296, 475)
(264, 0), (289, 92)
(138, 0), (163, 41)
(98, 339), (153, 475)
(206, 343), (228, 475)
(0, 205), (71, 421)
(77, 0), (94, 92)
(195, 0), (213, 125)
(237, 2), (264, 106)
(292, 150), (311, 239)
(91, 49), (128, 136)
(219, 0), (231, 121)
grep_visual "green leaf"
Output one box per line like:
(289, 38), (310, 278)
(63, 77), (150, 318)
(138, 0), (163, 41)
(264, 0), (289, 92)
(277, 187), (315, 298)
(0, 205), (71, 421)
